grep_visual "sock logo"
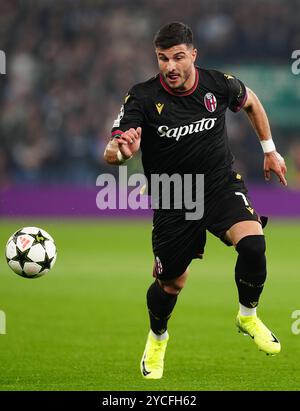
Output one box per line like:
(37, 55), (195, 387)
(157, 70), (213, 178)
(250, 301), (258, 307)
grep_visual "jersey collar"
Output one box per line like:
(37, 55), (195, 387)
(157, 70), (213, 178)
(159, 67), (199, 97)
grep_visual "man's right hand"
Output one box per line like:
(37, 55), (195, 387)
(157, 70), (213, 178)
(116, 127), (142, 159)
(104, 127), (142, 164)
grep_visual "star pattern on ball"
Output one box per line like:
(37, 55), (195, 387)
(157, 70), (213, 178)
(13, 230), (24, 243)
(39, 253), (54, 271)
(11, 247), (32, 270)
(32, 230), (47, 246)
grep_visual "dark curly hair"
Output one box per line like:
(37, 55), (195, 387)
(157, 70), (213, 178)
(153, 21), (194, 50)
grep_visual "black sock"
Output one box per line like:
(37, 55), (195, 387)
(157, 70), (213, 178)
(235, 235), (267, 308)
(146, 280), (178, 335)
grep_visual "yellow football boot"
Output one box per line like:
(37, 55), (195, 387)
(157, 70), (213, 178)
(236, 313), (281, 355)
(140, 331), (169, 379)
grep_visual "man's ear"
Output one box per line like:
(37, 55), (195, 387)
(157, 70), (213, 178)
(192, 48), (197, 63)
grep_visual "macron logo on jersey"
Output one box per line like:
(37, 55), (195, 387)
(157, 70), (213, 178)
(157, 117), (217, 141)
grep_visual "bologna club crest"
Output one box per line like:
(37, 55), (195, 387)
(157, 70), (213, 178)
(204, 92), (217, 113)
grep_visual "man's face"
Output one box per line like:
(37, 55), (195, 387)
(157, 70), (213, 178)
(155, 44), (197, 90)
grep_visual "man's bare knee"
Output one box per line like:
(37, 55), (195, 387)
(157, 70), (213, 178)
(158, 268), (189, 295)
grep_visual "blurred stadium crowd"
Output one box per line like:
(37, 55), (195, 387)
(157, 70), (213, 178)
(0, 0), (299, 187)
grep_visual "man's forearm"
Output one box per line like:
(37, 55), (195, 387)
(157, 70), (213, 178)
(243, 88), (273, 143)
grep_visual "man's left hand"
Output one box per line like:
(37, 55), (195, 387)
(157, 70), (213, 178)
(264, 151), (287, 186)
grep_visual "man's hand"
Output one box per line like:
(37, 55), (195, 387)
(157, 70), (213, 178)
(104, 127), (142, 164)
(264, 151), (287, 186)
(116, 127), (142, 159)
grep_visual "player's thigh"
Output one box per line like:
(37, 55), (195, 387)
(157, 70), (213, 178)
(225, 220), (263, 246)
(152, 211), (204, 280)
(207, 175), (262, 246)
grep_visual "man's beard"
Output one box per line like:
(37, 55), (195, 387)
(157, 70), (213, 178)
(164, 70), (191, 91)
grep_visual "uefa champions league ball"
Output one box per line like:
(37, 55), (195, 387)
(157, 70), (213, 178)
(5, 227), (57, 279)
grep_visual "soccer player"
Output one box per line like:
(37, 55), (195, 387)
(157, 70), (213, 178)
(104, 22), (287, 379)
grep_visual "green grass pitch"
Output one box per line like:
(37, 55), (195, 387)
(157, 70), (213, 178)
(0, 219), (299, 391)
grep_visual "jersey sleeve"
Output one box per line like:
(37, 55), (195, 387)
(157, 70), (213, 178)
(223, 73), (248, 112)
(111, 87), (144, 138)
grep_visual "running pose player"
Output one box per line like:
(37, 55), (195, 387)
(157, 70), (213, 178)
(104, 22), (287, 379)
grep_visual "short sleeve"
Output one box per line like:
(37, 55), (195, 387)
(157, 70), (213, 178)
(111, 88), (144, 138)
(223, 73), (248, 112)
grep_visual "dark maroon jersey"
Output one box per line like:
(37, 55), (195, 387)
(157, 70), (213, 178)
(111, 67), (247, 206)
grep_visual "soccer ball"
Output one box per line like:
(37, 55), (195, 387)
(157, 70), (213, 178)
(5, 227), (57, 279)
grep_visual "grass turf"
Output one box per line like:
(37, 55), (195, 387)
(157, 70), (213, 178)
(0, 219), (299, 391)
